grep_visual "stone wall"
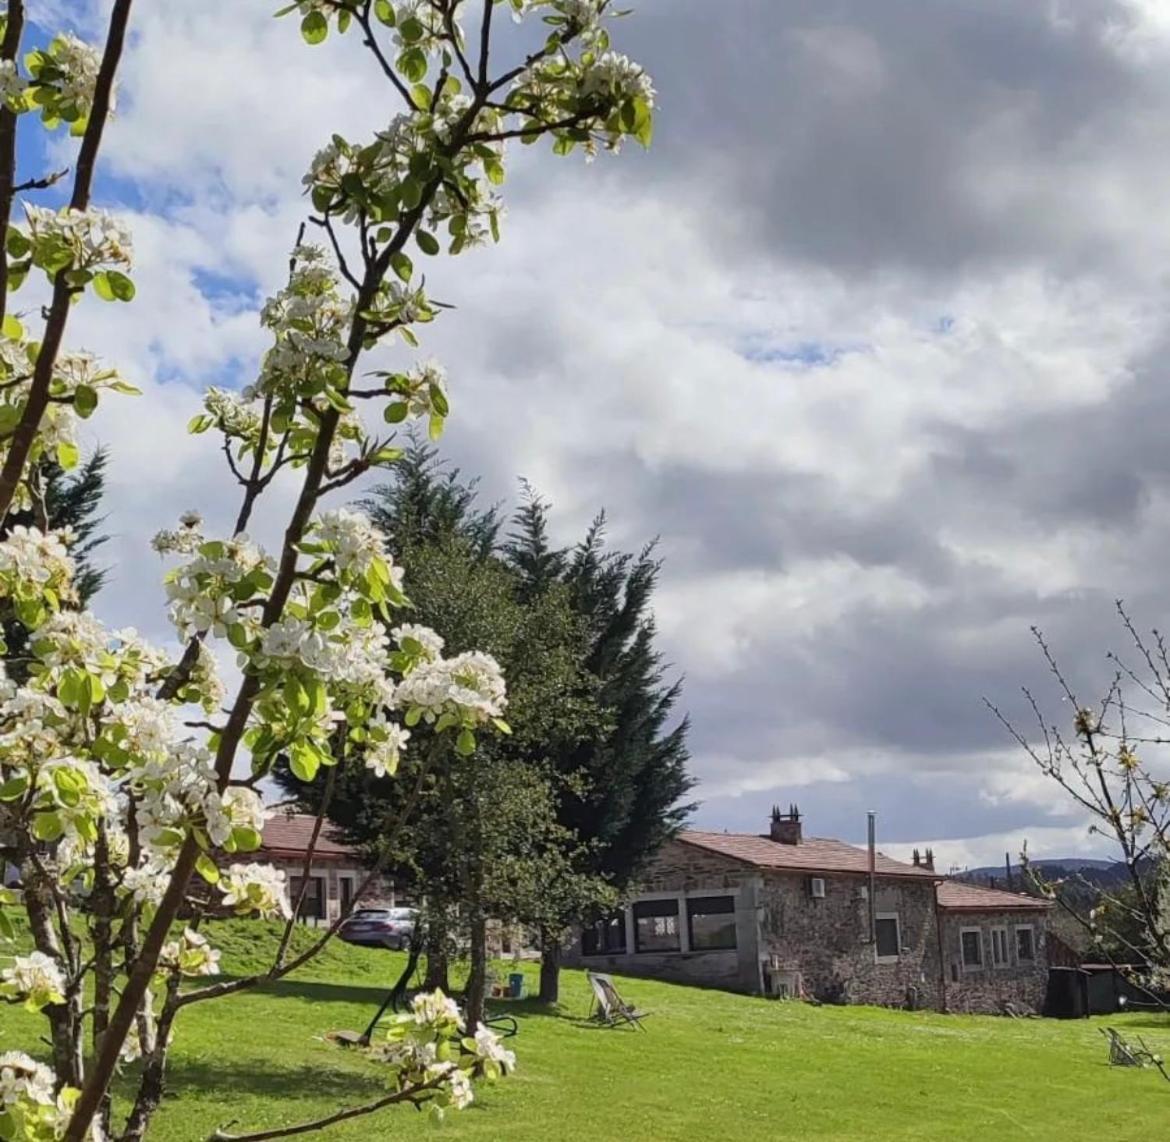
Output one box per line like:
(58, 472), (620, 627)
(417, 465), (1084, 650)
(564, 839), (763, 993)
(266, 857), (398, 923)
(758, 871), (942, 1009)
(939, 910), (1048, 1014)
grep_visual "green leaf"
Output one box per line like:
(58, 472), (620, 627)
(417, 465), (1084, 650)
(195, 853), (221, 885)
(456, 728), (476, 756)
(93, 270), (115, 301)
(374, 0), (397, 25)
(398, 15), (425, 42)
(231, 825), (263, 853)
(105, 269), (136, 301)
(384, 401), (409, 424)
(411, 83), (432, 110)
(390, 252), (413, 282)
(1, 313), (23, 340)
(32, 812), (64, 842)
(300, 11), (328, 44)
(0, 774), (29, 801)
(55, 440), (79, 469)
(397, 46), (427, 83)
(415, 230), (440, 256)
(492, 718), (512, 735)
(484, 157), (505, 186)
(74, 383), (97, 419)
(428, 414), (445, 441)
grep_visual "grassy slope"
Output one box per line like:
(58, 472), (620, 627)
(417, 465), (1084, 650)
(2, 920), (1169, 1140)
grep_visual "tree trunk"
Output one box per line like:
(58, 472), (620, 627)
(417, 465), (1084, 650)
(539, 930), (561, 1004)
(465, 913), (487, 1029)
(423, 924), (449, 993)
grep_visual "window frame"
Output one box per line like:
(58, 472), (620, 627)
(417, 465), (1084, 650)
(1014, 924), (1036, 964)
(874, 912), (901, 963)
(581, 911), (628, 957)
(632, 897), (682, 954)
(960, 925), (984, 970)
(686, 895), (737, 952)
(990, 926), (1010, 969)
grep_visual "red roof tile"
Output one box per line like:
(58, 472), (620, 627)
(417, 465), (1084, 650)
(936, 880), (1050, 912)
(260, 812), (353, 859)
(678, 831), (939, 879)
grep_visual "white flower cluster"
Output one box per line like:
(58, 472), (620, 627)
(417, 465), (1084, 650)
(364, 717), (410, 779)
(256, 244), (351, 401)
(204, 786), (268, 848)
(0, 58), (26, 106)
(164, 534), (274, 640)
(396, 650), (507, 726)
(309, 508), (388, 577)
(121, 861), (172, 908)
(50, 33), (103, 120)
(24, 203), (133, 270)
(0, 1051), (74, 1139)
(0, 951), (67, 1011)
(581, 50), (656, 106)
(0, 525), (75, 595)
(392, 624), (444, 662)
(220, 863), (290, 919)
(160, 928), (221, 978)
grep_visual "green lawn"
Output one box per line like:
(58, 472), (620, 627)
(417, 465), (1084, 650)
(3, 921), (1169, 1139)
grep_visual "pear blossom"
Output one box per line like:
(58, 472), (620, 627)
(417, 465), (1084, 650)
(0, 952), (67, 1011)
(220, 863), (291, 919)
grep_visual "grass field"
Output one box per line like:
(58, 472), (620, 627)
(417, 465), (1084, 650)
(3, 920), (1170, 1140)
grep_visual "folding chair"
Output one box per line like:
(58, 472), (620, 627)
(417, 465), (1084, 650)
(587, 971), (649, 1031)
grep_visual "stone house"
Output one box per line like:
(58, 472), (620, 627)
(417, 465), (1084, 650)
(257, 812), (401, 923)
(566, 808), (1051, 1014)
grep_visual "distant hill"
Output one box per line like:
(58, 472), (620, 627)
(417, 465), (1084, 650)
(954, 857), (1130, 896)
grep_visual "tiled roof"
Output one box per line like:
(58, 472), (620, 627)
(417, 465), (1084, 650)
(677, 831), (939, 879)
(260, 812), (353, 859)
(936, 880), (1051, 912)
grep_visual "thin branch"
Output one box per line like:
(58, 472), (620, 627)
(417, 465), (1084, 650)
(0, 0), (134, 525)
(208, 1079), (445, 1142)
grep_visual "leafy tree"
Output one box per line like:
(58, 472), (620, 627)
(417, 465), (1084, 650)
(0, 3), (656, 1139)
(506, 493), (695, 1001)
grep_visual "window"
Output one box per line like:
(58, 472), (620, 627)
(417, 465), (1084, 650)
(1015, 925), (1035, 963)
(960, 927), (983, 969)
(874, 914), (901, 961)
(339, 875), (355, 916)
(633, 899), (681, 953)
(687, 896), (737, 950)
(290, 875), (325, 921)
(582, 912), (627, 956)
(991, 927), (1009, 968)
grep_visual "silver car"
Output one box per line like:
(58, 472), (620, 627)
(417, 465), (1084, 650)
(338, 906), (417, 950)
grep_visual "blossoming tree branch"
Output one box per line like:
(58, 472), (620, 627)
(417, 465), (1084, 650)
(0, 1), (653, 1139)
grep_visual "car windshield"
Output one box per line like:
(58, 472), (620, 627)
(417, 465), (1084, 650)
(348, 910), (391, 921)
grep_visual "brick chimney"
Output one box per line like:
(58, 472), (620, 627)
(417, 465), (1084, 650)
(769, 803), (802, 845)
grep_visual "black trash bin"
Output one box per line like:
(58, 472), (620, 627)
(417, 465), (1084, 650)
(1044, 967), (1090, 1018)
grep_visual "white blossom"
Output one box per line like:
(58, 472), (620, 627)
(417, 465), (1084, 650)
(0, 952), (66, 1010)
(220, 863), (290, 919)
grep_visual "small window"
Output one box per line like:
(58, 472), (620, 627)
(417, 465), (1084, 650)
(582, 912), (627, 956)
(687, 896), (736, 950)
(874, 914), (900, 961)
(633, 899), (681, 953)
(991, 927), (1009, 968)
(1015, 926), (1035, 963)
(961, 927), (983, 968)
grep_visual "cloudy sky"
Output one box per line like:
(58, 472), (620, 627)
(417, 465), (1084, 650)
(26, 0), (1170, 869)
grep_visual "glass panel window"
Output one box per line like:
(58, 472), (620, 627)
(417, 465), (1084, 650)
(1015, 926), (1035, 963)
(961, 928), (983, 968)
(633, 899), (681, 953)
(875, 915), (900, 959)
(687, 896), (737, 951)
(991, 928), (1009, 967)
(582, 912), (627, 956)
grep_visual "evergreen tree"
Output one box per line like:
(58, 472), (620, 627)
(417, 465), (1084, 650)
(505, 497), (694, 1000)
